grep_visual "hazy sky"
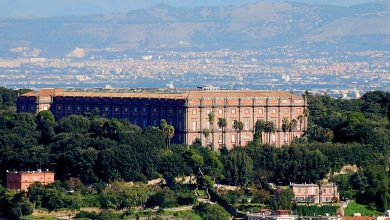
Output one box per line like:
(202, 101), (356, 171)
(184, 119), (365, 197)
(0, 0), (381, 17)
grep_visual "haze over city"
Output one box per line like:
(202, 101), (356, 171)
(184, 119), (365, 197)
(0, 0), (389, 98)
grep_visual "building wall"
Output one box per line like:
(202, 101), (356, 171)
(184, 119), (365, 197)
(186, 97), (307, 149)
(17, 90), (307, 148)
(291, 183), (339, 203)
(7, 171), (55, 191)
(53, 96), (187, 144)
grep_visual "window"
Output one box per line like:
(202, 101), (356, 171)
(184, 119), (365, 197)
(114, 107), (119, 112)
(86, 106), (90, 111)
(272, 108), (276, 114)
(218, 109), (222, 114)
(134, 107), (138, 113)
(244, 119), (250, 130)
(192, 121), (197, 131)
(272, 134), (276, 143)
(43, 106), (48, 110)
(206, 109), (211, 114)
(231, 109), (236, 114)
(179, 109), (183, 114)
(143, 119), (147, 127)
(30, 105), (34, 110)
(77, 106), (81, 111)
(124, 107), (128, 113)
(284, 108), (288, 114)
(153, 108), (157, 113)
(297, 108), (302, 114)
(169, 108), (173, 114)
(178, 120), (182, 130)
(67, 106), (71, 111)
(153, 120), (157, 126)
(218, 135), (222, 143)
(245, 108), (250, 114)
(284, 134), (288, 143)
(297, 121), (301, 131)
(104, 106), (109, 112)
(258, 108), (263, 114)
(21, 105), (25, 110)
(232, 134), (236, 143)
(143, 108), (146, 113)
(192, 109), (197, 115)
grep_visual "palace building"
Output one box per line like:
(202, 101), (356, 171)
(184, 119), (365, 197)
(17, 86), (307, 148)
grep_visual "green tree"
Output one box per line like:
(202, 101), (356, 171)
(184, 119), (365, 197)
(36, 110), (55, 123)
(100, 182), (153, 210)
(146, 187), (178, 208)
(233, 120), (244, 145)
(265, 121), (276, 144)
(254, 119), (266, 144)
(208, 112), (216, 150)
(160, 119), (174, 149)
(56, 115), (91, 133)
(195, 203), (230, 220)
(218, 118), (227, 148)
(270, 188), (294, 210)
(289, 119), (298, 142)
(202, 128), (211, 147)
(198, 175), (215, 199)
(224, 149), (253, 186)
(282, 117), (290, 144)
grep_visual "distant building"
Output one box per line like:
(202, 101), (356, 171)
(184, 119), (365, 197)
(17, 87), (307, 149)
(7, 170), (55, 192)
(290, 183), (339, 203)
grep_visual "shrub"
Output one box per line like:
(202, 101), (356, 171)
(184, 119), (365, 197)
(194, 203), (230, 220)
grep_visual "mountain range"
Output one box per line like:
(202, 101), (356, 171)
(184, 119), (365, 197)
(0, 1), (389, 57)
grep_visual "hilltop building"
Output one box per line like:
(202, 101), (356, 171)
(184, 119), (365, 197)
(6, 170), (55, 192)
(17, 86), (307, 148)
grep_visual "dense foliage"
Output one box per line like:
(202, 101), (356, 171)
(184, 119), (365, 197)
(295, 205), (338, 216)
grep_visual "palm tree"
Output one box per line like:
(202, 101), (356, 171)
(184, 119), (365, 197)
(217, 118), (227, 147)
(208, 112), (215, 150)
(297, 115), (303, 131)
(160, 119), (169, 148)
(254, 119), (266, 144)
(289, 119), (298, 143)
(202, 128), (211, 147)
(165, 125), (175, 149)
(303, 109), (309, 131)
(233, 120), (244, 146)
(265, 121), (276, 144)
(281, 117), (290, 144)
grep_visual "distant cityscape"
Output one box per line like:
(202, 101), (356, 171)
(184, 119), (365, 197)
(1, 46), (389, 99)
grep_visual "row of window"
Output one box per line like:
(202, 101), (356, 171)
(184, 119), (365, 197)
(20, 105), (35, 111)
(295, 197), (334, 202)
(296, 188), (333, 194)
(55, 105), (183, 115)
(191, 119), (302, 131)
(193, 108), (302, 115)
(201, 133), (292, 144)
